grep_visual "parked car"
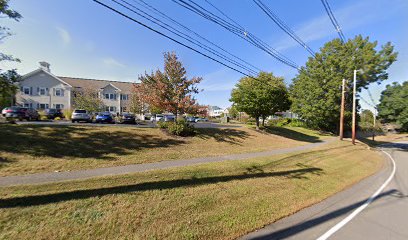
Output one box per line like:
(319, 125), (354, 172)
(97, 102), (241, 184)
(2, 107), (11, 117)
(44, 108), (64, 119)
(164, 114), (176, 122)
(185, 116), (198, 122)
(155, 114), (164, 122)
(118, 113), (136, 124)
(71, 109), (92, 123)
(195, 117), (209, 122)
(4, 106), (39, 121)
(95, 112), (115, 124)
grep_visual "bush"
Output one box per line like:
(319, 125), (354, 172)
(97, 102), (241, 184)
(160, 120), (195, 136)
(246, 118), (256, 125)
(63, 109), (73, 120)
(54, 117), (61, 121)
(157, 121), (169, 129)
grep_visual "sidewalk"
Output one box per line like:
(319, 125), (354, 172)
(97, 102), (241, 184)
(0, 138), (334, 187)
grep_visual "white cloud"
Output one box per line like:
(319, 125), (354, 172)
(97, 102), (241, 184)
(56, 27), (71, 46)
(102, 57), (126, 68)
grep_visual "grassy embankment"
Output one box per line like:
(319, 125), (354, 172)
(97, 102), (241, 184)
(0, 124), (328, 176)
(0, 140), (383, 239)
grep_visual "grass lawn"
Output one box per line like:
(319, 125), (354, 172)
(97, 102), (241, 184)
(0, 124), (328, 176)
(0, 140), (383, 240)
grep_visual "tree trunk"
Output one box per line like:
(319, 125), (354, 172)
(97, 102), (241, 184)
(262, 117), (265, 127)
(256, 116), (260, 130)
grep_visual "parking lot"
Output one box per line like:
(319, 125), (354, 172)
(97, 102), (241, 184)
(13, 119), (241, 129)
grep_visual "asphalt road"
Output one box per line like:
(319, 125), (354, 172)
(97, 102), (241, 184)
(241, 141), (408, 240)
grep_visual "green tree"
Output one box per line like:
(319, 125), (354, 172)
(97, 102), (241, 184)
(230, 72), (291, 130)
(139, 52), (202, 120)
(360, 109), (374, 125)
(378, 81), (408, 131)
(290, 35), (397, 133)
(228, 104), (239, 119)
(72, 88), (104, 113)
(0, 0), (22, 109)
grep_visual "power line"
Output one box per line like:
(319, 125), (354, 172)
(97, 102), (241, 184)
(92, 0), (256, 78)
(172, 0), (300, 70)
(320, 0), (346, 42)
(253, 0), (316, 57)
(132, 0), (262, 73)
(114, 0), (259, 75)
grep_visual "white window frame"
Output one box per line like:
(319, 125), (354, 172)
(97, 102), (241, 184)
(55, 88), (63, 97)
(39, 103), (49, 109)
(54, 104), (64, 109)
(23, 86), (30, 95)
(39, 87), (47, 96)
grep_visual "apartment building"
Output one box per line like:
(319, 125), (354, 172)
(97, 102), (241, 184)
(16, 62), (136, 113)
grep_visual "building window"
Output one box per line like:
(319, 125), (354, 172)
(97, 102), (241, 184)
(23, 87), (30, 95)
(120, 94), (129, 100)
(39, 87), (47, 96)
(24, 103), (33, 108)
(104, 93), (117, 100)
(105, 106), (116, 112)
(55, 88), (63, 96)
(121, 107), (127, 112)
(38, 103), (49, 109)
(54, 104), (64, 109)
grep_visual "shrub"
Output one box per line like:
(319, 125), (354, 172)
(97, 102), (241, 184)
(63, 109), (73, 120)
(246, 118), (256, 125)
(157, 121), (169, 129)
(161, 120), (195, 136)
(54, 117), (61, 121)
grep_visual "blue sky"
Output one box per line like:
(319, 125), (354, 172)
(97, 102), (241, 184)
(1, 0), (407, 111)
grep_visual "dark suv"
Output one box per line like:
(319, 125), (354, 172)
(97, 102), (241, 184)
(44, 108), (64, 119)
(5, 106), (39, 121)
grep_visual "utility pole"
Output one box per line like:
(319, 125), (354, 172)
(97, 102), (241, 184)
(352, 70), (357, 145)
(339, 78), (346, 140)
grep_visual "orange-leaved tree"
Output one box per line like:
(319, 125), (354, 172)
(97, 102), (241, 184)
(139, 52), (202, 121)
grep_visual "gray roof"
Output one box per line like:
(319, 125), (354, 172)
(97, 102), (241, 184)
(59, 77), (137, 94)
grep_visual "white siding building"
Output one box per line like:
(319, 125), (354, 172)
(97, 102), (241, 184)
(16, 62), (135, 113)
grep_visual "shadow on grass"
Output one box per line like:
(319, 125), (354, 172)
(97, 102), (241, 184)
(264, 127), (322, 143)
(196, 128), (251, 145)
(0, 125), (185, 160)
(0, 167), (323, 208)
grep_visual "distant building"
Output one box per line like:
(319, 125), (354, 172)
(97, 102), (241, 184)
(208, 105), (225, 117)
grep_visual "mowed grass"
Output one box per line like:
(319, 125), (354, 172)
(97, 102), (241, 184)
(0, 124), (327, 176)
(0, 141), (383, 240)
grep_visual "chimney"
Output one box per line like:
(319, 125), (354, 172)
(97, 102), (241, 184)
(39, 61), (51, 72)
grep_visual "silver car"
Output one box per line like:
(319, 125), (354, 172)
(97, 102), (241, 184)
(71, 109), (92, 123)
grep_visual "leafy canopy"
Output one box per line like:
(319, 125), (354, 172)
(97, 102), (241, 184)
(0, 0), (22, 109)
(378, 81), (408, 131)
(72, 88), (104, 113)
(290, 35), (397, 132)
(230, 72), (290, 129)
(139, 52), (202, 119)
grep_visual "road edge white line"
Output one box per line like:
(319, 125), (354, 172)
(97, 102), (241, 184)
(316, 149), (397, 240)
